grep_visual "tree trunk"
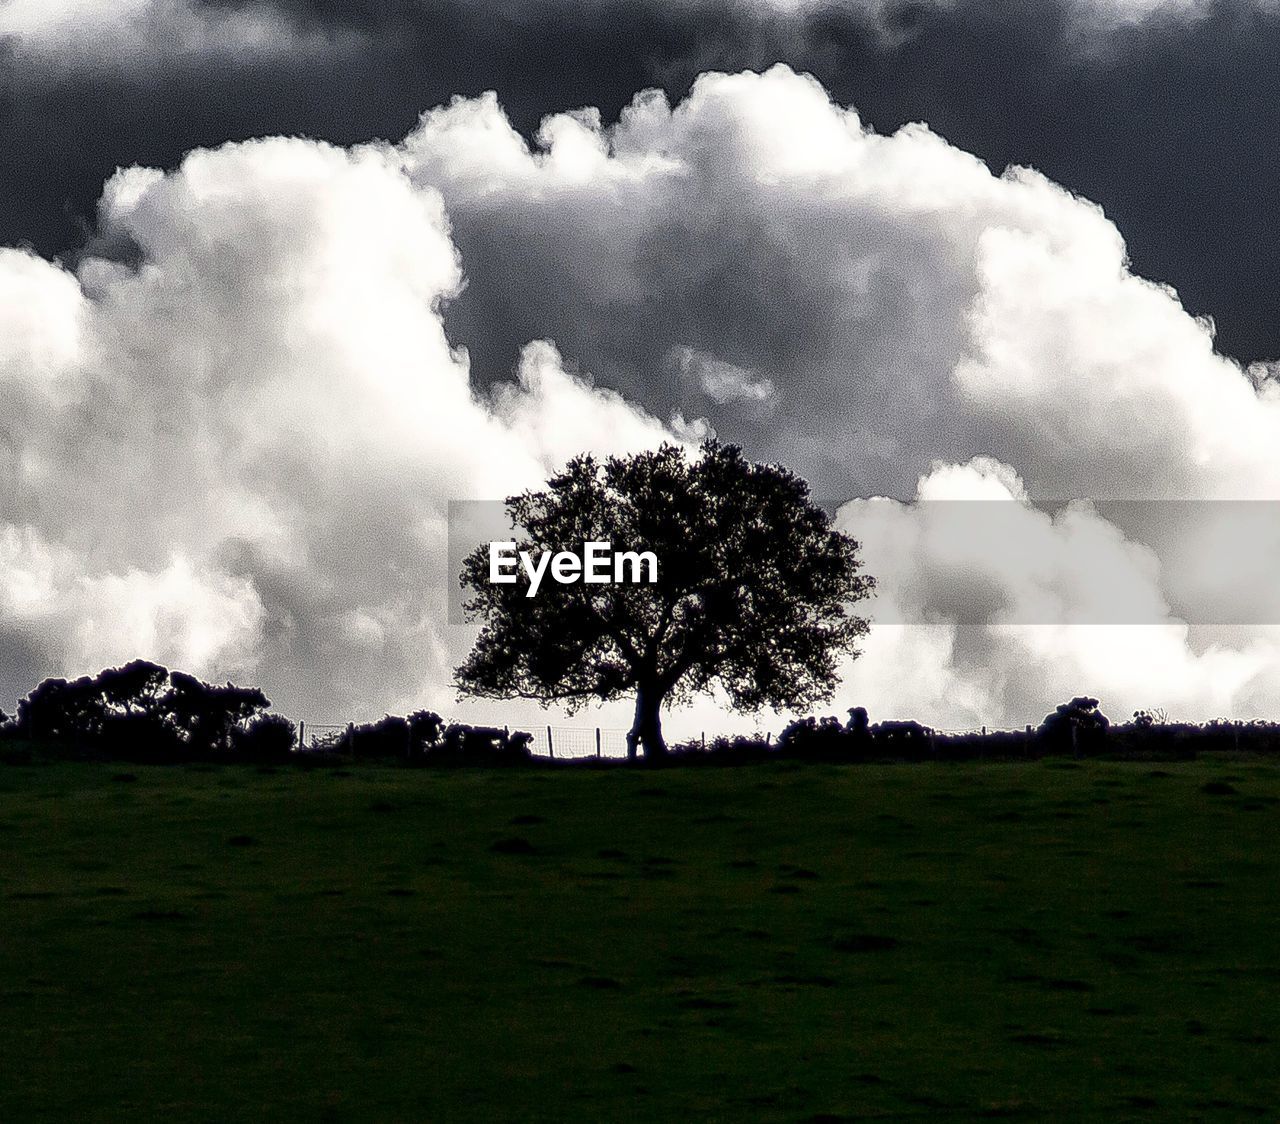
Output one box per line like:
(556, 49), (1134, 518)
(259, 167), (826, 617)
(627, 682), (668, 761)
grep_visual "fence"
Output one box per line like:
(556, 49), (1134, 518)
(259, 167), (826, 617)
(294, 720), (635, 759)
(295, 720), (1025, 760)
(522, 725), (1002, 759)
(527, 725), (632, 759)
(297, 722), (351, 751)
(501, 725), (774, 759)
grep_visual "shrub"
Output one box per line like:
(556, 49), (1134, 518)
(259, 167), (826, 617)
(232, 714), (297, 761)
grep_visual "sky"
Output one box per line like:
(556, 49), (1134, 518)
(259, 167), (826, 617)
(5, 0), (1280, 735)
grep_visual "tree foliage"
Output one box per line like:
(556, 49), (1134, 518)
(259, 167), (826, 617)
(455, 442), (875, 756)
(8, 660), (288, 762)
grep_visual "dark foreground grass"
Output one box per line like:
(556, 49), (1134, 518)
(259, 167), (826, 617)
(2, 758), (1279, 1121)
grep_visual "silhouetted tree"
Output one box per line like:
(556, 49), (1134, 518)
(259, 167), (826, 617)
(17, 675), (106, 743)
(1039, 695), (1110, 754)
(163, 672), (271, 757)
(12, 661), (179, 758)
(407, 709), (445, 753)
(456, 442), (874, 758)
(97, 660), (169, 719)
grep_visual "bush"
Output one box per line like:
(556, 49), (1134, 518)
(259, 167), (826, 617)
(427, 724), (533, 766)
(669, 735), (773, 764)
(10, 662), (286, 763)
(775, 711), (930, 761)
(232, 714), (297, 761)
(336, 711), (447, 761)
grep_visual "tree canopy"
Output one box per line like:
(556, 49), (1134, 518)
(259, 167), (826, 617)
(9, 660), (289, 761)
(454, 442), (875, 757)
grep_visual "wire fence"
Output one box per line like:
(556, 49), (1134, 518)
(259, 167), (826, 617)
(522, 725), (1011, 758)
(527, 725), (632, 759)
(295, 719), (1036, 759)
(495, 724), (790, 759)
(295, 720), (637, 759)
(297, 722), (350, 751)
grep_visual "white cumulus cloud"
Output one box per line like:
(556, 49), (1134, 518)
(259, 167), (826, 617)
(4, 64), (1280, 732)
(0, 134), (683, 718)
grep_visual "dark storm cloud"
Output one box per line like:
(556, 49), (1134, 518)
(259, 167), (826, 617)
(4, 0), (1280, 363)
(0, 0), (765, 255)
(7, 54), (1280, 729)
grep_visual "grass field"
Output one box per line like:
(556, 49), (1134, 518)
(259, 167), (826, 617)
(2, 756), (1278, 1121)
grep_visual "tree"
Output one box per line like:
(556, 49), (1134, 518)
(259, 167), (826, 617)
(454, 442), (875, 758)
(1038, 695), (1110, 754)
(11, 662), (278, 761)
(165, 672), (270, 756)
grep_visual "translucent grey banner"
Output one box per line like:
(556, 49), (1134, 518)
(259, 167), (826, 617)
(448, 499), (1280, 625)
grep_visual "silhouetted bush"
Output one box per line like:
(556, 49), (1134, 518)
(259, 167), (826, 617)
(331, 710), (450, 761)
(778, 715), (849, 759)
(98, 710), (184, 763)
(14, 657), (1280, 770)
(346, 715), (415, 760)
(871, 720), (936, 758)
(344, 710), (446, 760)
(231, 714), (297, 761)
(775, 711), (932, 761)
(9, 661), (283, 762)
(669, 735), (773, 764)
(322, 714), (533, 766)
(429, 723), (532, 766)
(15, 661), (174, 759)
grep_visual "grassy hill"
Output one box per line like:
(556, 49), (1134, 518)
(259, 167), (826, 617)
(2, 757), (1278, 1120)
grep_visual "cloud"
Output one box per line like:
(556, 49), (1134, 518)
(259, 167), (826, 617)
(399, 65), (1280, 504)
(8, 0), (1280, 379)
(0, 526), (265, 682)
(835, 459), (1280, 727)
(0, 0), (354, 66)
(0, 0), (1230, 62)
(0, 134), (682, 717)
(492, 340), (684, 469)
(668, 344), (776, 407)
(6, 64), (1280, 731)
(394, 65), (1280, 724)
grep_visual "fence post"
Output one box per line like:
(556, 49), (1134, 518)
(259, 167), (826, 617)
(547, 725), (554, 759)
(595, 727), (601, 758)
(298, 720), (305, 752)
(701, 731), (706, 751)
